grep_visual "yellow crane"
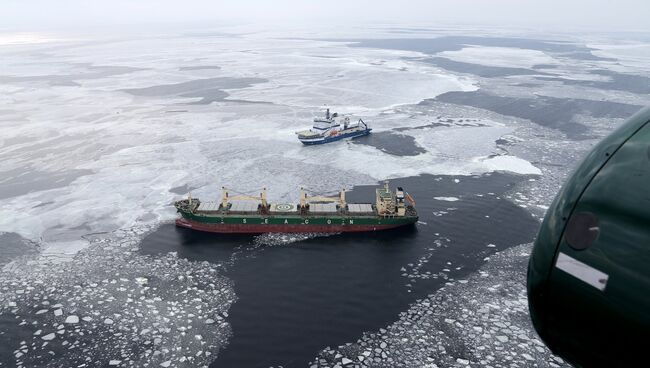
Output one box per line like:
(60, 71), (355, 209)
(299, 187), (346, 209)
(221, 187), (267, 209)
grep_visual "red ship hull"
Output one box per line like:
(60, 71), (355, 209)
(175, 218), (408, 234)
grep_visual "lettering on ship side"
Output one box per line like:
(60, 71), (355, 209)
(284, 219), (288, 224)
(327, 219), (331, 224)
(304, 219), (309, 224)
(242, 219), (247, 224)
(262, 218), (268, 224)
(349, 219), (354, 224)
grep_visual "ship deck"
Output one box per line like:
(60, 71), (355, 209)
(190, 203), (417, 219)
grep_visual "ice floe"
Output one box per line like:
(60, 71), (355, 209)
(588, 41), (650, 73)
(64, 315), (79, 324)
(476, 155), (543, 176)
(312, 244), (569, 367)
(0, 226), (236, 367)
(433, 197), (459, 202)
(438, 46), (559, 70)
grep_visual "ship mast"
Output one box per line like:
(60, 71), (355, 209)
(261, 188), (267, 207)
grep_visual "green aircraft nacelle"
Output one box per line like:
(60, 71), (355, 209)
(528, 107), (650, 367)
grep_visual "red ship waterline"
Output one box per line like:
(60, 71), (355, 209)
(174, 182), (418, 234)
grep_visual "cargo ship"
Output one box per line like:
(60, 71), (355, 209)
(296, 108), (371, 145)
(174, 182), (417, 233)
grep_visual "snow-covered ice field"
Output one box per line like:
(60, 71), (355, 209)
(0, 30), (492, 249)
(2, 25), (650, 367)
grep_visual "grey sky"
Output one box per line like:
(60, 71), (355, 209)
(3, 0), (650, 32)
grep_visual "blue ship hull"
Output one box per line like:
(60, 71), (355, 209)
(300, 128), (372, 145)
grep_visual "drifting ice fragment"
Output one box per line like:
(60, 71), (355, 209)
(65, 315), (79, 324)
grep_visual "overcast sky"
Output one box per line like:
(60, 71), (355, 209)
(3, 0), (650, 32)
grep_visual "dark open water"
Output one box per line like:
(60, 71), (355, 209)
(140, 173), (540, 367)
